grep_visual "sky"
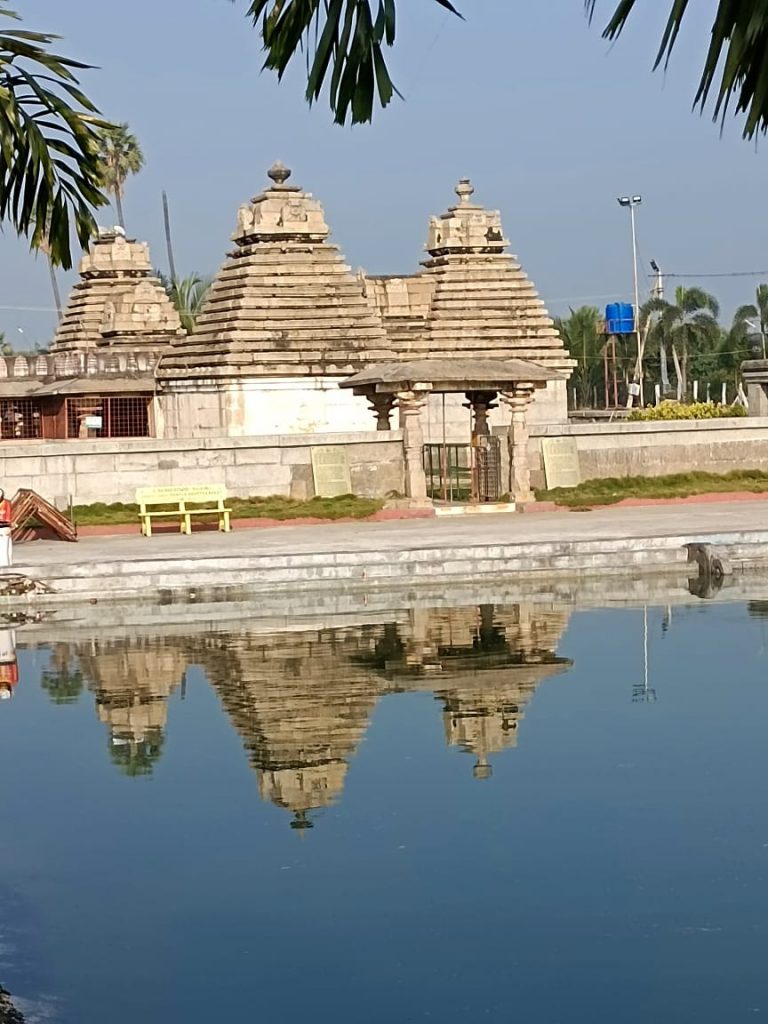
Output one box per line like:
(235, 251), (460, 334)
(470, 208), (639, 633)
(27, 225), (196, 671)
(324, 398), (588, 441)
(2, 0), (764, 348)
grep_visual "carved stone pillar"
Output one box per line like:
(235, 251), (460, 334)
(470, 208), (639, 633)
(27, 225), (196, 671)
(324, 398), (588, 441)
(366, 391), (395, 431)
(501, 384), (535, 504)
(464, 390), (498, 440)
(396, 389), (430, 501)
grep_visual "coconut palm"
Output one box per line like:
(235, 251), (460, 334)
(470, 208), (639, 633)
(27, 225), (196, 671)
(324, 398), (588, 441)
(554, 306), (603, 408)
(718, 284), (768, 379)
(97, 122), (144, 229)
(159, 272), (211, 334)
(0, 5), (106, 268)
(732, 284), (768, 357)
(644, 287), (721, 400)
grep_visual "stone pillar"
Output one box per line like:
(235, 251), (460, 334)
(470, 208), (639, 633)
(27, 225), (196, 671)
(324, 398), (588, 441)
(366, 391), (395, 431)
(464, 390), (498, 440)
(501, 384), (535, 504)
(396, 389), (430, 501)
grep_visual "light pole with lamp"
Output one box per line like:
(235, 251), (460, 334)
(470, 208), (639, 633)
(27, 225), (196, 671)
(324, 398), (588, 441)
(618, 195), (643, 404)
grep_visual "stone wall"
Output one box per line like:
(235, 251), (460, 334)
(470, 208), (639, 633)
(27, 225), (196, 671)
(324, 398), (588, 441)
(0, 431), (404, 506)
(157, 378), (375, 439)
(528, 417), (768, 489)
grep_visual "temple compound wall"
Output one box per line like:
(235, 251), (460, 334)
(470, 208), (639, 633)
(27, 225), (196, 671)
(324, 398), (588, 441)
(0, 419), (767, 506)
(0, 431), (404, 506)
(527, 417), (768, 490)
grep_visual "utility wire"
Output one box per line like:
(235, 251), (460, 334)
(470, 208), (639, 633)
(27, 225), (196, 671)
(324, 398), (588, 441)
(649, 270), (768, 279)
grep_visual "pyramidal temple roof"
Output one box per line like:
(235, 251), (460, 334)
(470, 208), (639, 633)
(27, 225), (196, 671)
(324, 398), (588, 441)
(365, 180), (574, 374)
(157, 163), (391, 383)
(52, 230), (183, 353)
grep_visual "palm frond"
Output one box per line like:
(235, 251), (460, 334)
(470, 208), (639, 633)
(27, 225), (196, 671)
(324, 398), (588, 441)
(586, 1), (768, 139)
(0, 4), (107, 267)
(242, 0), (461, 125)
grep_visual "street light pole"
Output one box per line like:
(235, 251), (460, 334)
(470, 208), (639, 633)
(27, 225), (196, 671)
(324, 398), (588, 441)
(618, 195), (643, 404)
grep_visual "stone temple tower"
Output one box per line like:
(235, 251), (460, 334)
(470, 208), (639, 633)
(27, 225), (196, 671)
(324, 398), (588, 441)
(156, 163), (391, 438)
(52, 229), (183, 353)
(364, 179), (575, 436)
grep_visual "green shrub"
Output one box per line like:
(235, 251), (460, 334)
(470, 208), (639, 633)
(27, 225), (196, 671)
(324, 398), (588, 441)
(628, 400), (747, 421)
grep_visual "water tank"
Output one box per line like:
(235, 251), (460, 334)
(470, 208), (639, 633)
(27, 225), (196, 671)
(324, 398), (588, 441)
(605, 302), (635, 334)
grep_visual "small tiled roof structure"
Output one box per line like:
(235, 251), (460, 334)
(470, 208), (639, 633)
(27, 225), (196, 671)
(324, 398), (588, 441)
(364, 179), (574, 377)
(52, 230), (182, 353)
(341, 357), (561, 393)
(156, 163), (392, 383)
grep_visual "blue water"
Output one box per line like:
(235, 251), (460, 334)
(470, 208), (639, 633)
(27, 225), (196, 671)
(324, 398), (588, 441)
(1, 601), (767, 1023)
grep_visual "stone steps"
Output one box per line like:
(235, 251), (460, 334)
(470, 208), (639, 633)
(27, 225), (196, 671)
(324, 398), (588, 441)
(11, 533), (704, 604)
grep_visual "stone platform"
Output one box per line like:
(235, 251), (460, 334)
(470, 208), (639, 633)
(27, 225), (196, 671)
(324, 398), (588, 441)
(9, 501), (768, 606)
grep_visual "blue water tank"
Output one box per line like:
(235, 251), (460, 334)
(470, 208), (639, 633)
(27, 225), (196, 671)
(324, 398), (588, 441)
(605, 302), (635, 334)
(605, 303), (620, 333)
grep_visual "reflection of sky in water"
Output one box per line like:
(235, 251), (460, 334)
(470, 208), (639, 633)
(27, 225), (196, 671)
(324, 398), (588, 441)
(0, 601), (766, 1023)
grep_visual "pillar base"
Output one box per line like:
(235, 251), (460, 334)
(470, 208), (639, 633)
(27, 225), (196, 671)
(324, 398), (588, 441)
(384, 497), (434, 511)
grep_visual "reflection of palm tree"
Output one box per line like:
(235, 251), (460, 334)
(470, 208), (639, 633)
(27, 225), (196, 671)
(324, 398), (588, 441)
(40, 667), (84, 705)
(41, 646), (83, 704)
(108, 729), (165, 777)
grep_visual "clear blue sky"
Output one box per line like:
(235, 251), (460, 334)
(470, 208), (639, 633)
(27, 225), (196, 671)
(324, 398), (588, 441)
(3, 0), (763, 347)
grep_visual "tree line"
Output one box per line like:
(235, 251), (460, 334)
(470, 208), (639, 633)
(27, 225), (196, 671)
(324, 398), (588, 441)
(556, 286), (768, 410)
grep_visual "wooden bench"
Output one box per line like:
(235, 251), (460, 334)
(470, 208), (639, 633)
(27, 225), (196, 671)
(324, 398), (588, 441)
(136, 485), (232, 537)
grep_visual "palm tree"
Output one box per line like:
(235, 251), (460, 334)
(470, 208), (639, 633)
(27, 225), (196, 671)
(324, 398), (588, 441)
(0, 5), (106, 267)
(732, 284), (768, 358)
(97, 122), (144, 229)
(159, 272), (211, 334)
(644, 287), (721, 400)
(554, 306), (603, 408)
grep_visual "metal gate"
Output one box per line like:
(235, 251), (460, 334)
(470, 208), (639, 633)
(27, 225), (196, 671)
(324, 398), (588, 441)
(424, 438), (502, 503)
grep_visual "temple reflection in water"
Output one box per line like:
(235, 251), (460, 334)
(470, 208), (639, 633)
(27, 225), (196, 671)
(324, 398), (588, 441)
(39, 603), (572, 827)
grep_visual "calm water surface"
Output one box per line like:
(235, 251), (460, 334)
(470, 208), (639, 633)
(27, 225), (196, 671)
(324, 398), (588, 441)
(1, 599), (768, 1023)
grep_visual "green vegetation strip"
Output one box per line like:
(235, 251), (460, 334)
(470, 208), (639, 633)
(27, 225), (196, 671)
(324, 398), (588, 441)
(536, 470), (768, 508)
(71, 494), (384, 526)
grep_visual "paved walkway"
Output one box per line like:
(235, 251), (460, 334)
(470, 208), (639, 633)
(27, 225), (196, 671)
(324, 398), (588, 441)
(14, 500), (768, 569)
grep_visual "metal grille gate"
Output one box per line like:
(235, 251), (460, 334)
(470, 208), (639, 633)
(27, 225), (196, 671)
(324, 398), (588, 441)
(424, 437), (502, 503)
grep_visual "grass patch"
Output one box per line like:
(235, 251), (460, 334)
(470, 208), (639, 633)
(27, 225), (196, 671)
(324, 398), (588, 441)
(536, 470), (768, 508)
(71, 493), (384, 526)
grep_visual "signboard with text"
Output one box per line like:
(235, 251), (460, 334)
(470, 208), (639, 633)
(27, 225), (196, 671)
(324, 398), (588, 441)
(541, 438), (581, 490)
(311, 446), (353, 497)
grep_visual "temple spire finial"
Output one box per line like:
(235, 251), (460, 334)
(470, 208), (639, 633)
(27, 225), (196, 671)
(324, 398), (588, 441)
(268, 161), (292, 187)
(455, 178), (475, 205)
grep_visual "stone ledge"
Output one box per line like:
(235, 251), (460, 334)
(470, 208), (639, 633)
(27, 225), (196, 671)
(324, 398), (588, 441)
(531, 417), (768, 438)
(0, 430), (404, 460)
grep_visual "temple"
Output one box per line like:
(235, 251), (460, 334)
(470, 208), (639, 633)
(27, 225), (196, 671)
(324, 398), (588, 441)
(156, 165), (573, 439)
(0, 164), (573, 505)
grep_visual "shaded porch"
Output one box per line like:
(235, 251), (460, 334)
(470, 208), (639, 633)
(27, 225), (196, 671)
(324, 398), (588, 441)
(341, 359), (562, 505)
